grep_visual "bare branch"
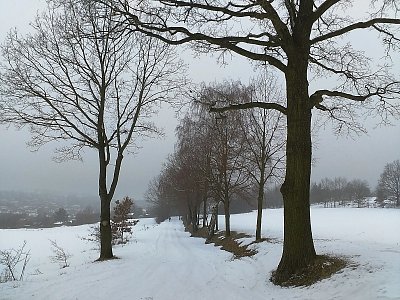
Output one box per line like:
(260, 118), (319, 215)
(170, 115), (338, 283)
(310, 81), (400, 107)
(311, 17), (400, 44)
(210, 101), (287, 115)
(312, 0), (341, 22)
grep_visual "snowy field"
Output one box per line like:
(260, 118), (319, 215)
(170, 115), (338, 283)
(0, 207), (399, 300)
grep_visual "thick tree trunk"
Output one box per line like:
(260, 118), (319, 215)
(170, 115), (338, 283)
(99, 191), (113, 259)
(98, 147), (113, 260)
(273, 60), (316, 283)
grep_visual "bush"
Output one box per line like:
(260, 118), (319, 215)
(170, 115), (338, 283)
(0, 241), (30, 283)
(49, 240), (72, 268)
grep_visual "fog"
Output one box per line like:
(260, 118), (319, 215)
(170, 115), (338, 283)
(0, 1), (399, 202)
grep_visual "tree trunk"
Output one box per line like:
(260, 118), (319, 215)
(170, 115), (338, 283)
(256, 121), (267, 241)
(187, 202), (193, 227)
(255, 180), (264, 241)
(215, 202), (219, 231)
(98, 147), (113, 260)
(224, 194), (230, 237)
(99, 193), (113, 259)
(273, 60), (316, 283)
(192, 206), (198, 232)
(203, 196), (207, 227)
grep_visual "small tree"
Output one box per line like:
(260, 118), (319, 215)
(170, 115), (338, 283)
(146, 173), (175, 224)
(112, 196), (135, 244)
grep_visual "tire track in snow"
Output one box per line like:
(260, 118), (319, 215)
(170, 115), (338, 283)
(134, 219), (216, 299)
(132, 218), (267, 300)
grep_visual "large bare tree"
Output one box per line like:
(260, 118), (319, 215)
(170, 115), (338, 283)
(101, 0), (400, 283)
(0, 0), (184, 259)
(377, 159), (400, 207)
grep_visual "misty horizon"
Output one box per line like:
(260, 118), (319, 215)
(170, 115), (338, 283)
(0, 1), (399, 201)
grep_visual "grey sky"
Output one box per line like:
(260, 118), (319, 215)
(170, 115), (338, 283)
(0, 1), (399, 201)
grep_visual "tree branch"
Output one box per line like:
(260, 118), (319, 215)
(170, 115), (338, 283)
(311, 18), (400, 44)
(210, 101), (287, 115)
(310, 82), (400, 109)
(312, 0), (341, 22)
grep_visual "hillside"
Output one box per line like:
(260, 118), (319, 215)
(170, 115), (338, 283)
(0, 207), (399, 299)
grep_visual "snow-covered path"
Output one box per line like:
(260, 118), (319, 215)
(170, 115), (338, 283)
(1, 219), (268, 300)
(1, 209), (400, 300)
(109, 219), (267, 300)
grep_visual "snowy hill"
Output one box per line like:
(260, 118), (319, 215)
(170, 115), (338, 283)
(0, 207), (399, 300)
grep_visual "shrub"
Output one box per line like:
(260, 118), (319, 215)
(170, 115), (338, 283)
(0, 241), (30, 283)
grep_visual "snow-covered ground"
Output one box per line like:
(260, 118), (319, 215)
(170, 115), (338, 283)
(0, 207), (399, 300)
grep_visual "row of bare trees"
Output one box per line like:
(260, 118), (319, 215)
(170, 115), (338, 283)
(96, 0), (400, 284)
(310, 177), (371, 208)
(311, 160), (400, 208)
(147, 74), (286, 240)
(0, 0), (399, 285)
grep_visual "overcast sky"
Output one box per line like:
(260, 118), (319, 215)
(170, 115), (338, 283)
(0, 1), (399, 202)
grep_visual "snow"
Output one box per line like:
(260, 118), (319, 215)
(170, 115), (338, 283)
(0, 208), (399, 300)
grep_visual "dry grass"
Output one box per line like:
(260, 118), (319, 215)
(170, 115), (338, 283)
(188, 225), (350, 287)
(271, 255), (350, 287)
(189, 226), (257, 259)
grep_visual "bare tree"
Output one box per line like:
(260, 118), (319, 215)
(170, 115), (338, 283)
(203, 82), (251, 237)
(240, 73), (286, 241)
(103, 0), (400, 283)
(0, 0), (185, 260)
(377, 160), (400, 207)
(146, 173), (172, 223)
(346, 179), (371, 208)
(173, 117), (209, 232)
(177, 103), (215, 228)
(333, 177), (348, 207)
(146, 160), (188, 224)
